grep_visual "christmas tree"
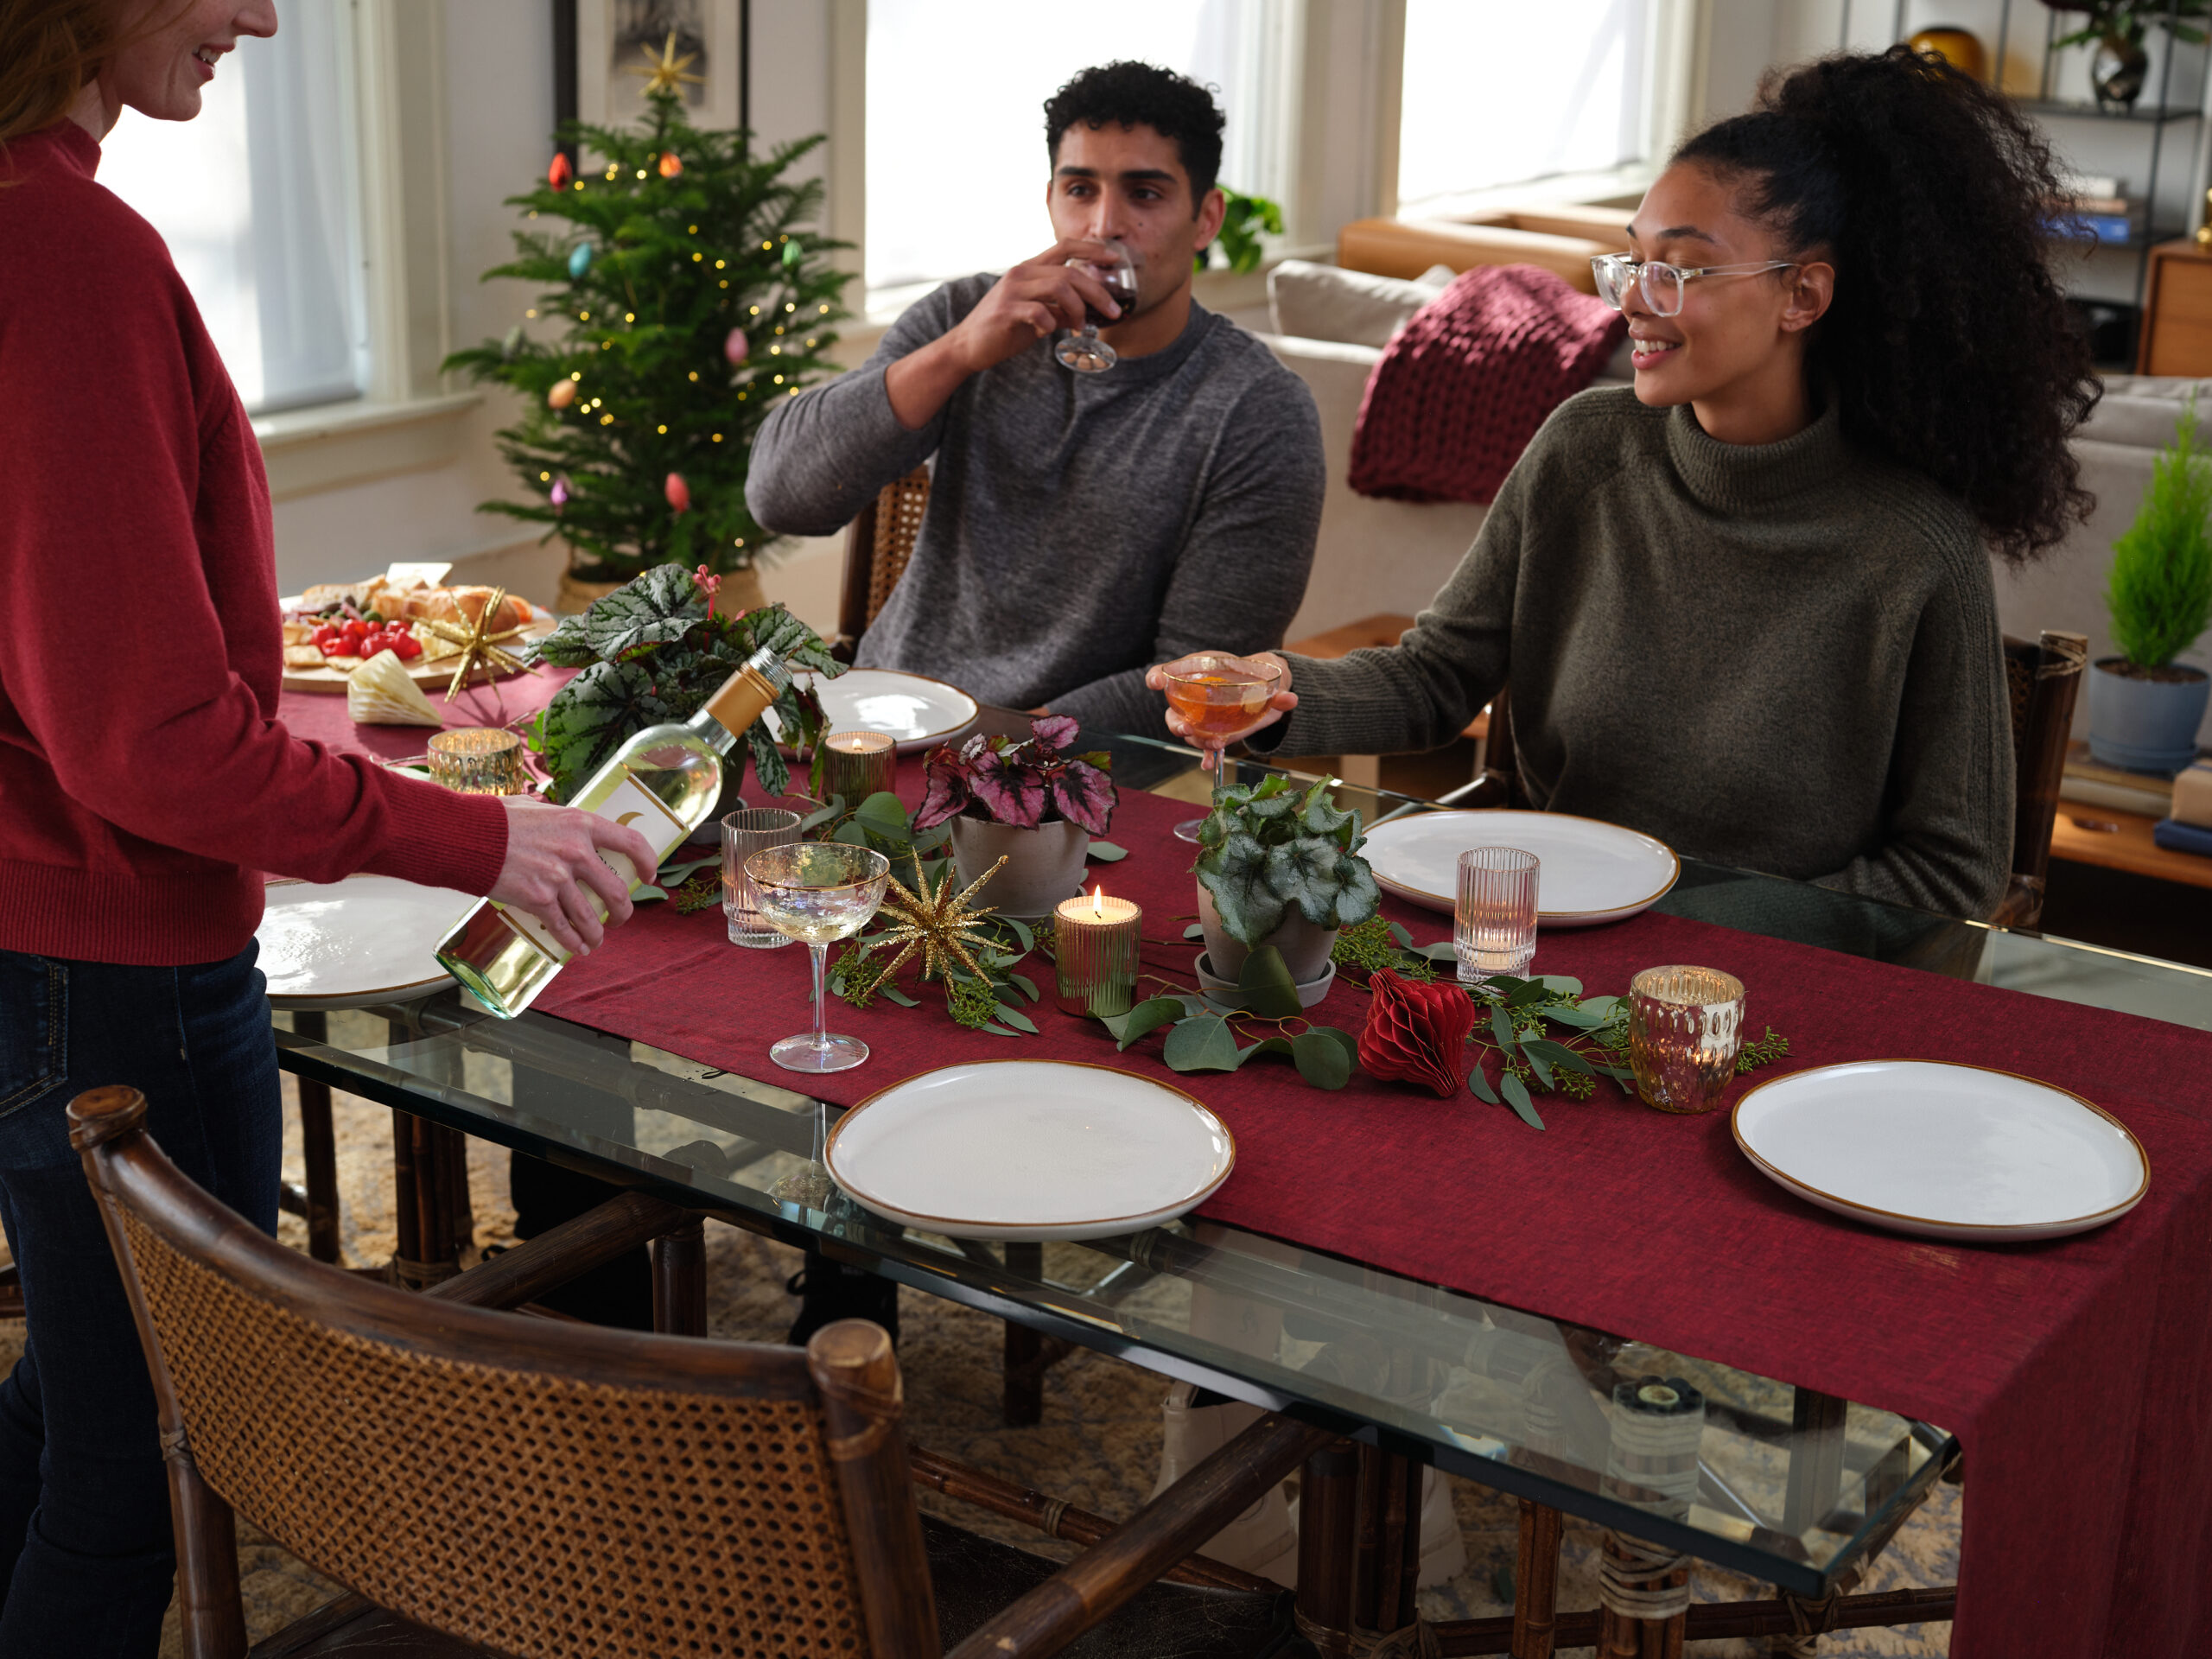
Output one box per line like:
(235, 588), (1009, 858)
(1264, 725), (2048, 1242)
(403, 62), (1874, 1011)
(445, 51), (852, 584)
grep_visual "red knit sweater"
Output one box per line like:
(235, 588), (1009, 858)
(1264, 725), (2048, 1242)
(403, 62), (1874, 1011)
(0, 123), (507, 966)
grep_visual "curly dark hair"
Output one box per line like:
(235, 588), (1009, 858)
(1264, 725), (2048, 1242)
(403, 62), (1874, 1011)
(1675, 47), (2100, 563)
(1044, 60), (1224, 206)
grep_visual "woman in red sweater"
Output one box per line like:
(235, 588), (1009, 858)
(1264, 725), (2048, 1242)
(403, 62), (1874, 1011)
(0, 3), (658, 1649)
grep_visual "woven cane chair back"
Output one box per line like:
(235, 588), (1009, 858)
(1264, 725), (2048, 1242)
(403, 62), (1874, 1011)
(835, 466), (931, 658)
(89, 1126), (876, 1658)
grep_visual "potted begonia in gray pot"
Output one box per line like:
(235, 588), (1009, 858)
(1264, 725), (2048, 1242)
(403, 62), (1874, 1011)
(913, 718), (1116, 918)
(2088, 404), (2212, 773)
(1192, 773), (1381, 1003)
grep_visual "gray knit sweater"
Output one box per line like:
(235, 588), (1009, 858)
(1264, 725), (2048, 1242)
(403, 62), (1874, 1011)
(747, 276), (1325, 739)
(1259, 388), (2014, 918)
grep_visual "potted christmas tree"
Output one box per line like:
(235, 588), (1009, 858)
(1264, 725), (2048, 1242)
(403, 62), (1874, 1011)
(2088, 402), (2212, 774)
(444, 79), (852, 613)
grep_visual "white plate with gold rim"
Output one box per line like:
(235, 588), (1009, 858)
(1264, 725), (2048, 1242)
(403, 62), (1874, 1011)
(257, 875), (474, 1009)
(1360, 810), (1679, 926)
(825, 1060), (1235, 1241)
(796, 668), (980, 753)
(1732, 1060), (2149, 1242)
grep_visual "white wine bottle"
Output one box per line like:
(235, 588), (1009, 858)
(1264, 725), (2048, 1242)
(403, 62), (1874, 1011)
(435, 645), (792, 1018)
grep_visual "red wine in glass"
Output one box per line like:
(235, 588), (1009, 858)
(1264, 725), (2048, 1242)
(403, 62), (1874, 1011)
(1057, 241), (1135, 374)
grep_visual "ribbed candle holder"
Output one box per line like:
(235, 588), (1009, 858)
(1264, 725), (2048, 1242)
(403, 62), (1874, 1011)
(1053, 893), (1142, 1018)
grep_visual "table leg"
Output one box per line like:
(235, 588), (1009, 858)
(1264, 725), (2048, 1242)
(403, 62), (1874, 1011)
(1354, 1443), (1423, 1633)
(1294, 1438), (1360, 1659)
(1594, 1529), (1688, 1659)
(1783, 1388), (1848, 1537)
(389, 1109), (465, 1289)
(651, 1215), (708, 1336)
(1511, 1497), (1564, 1659)
(289, 1010), (341, 1264)
(999, 1241), (1074, 1425)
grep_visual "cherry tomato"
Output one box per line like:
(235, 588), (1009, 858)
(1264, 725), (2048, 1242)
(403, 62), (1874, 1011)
(391, 634), (423, 660)
(327, 637), (358, 658)
(340, 620), (368, 645)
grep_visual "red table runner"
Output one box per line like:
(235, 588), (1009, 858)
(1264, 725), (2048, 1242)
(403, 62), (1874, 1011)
(537, 769), (2212, 1657)
(275, 667), (572, 770)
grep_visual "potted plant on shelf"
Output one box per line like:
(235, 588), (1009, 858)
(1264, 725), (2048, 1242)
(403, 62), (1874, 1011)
(2042, 1), (2211, 111)
(912, 717), (1116, 917)
(529, 562), (839, 810)
(2088, 402), (2212, 774)
(1192, 773), (1381, 1000)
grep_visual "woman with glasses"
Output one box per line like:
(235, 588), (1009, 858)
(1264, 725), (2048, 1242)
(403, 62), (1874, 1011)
(1151, 47), (2098, 919)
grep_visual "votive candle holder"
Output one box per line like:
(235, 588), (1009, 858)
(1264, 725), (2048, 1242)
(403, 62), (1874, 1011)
(427, 728), (528, 795)
(1627, 964), (1746, 1115)
(1455, 846), (1540, 982)
(819, 729), (898, 805)
(1053, 890), (1143, 1018)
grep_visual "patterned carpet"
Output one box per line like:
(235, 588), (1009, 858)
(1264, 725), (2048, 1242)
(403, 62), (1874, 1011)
(1, 1077), (1956, 1655)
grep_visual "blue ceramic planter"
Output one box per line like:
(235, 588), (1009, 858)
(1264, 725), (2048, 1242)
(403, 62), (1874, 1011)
(2087, 658), (2210, 775)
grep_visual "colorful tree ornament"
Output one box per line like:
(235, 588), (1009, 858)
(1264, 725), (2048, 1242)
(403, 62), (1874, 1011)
(664, 472), (691, 513)
(499, 323), (524, 359)
(547, 151), (572, 192)
(781, 238), (803, 271)
(549, 477), (570, 507)
(547, 379), (577, 410)
(658, 150), (683, 179)
(723, 327), (749, 366)
(568, 240), (594, 280)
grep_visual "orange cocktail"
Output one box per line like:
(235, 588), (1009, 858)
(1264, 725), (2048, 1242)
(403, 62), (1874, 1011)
(1162, 655), (1281, 741)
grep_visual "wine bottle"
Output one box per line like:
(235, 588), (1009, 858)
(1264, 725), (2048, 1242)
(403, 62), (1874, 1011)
(435, 645), (792, 1018)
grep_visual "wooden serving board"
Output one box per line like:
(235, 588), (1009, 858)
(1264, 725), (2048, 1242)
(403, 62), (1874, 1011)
(278, 600), (557, 696)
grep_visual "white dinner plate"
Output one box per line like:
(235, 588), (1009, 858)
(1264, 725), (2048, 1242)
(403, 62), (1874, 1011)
(1360, 810), (1679, 926)
(799, 668), (979, 753)
(257, 875), (475, 1010)
(825, 1060), (1235, 1242)
(1732, 1060), (2149, 1242)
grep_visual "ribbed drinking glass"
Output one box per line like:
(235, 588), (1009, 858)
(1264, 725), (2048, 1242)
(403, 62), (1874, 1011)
(1455, 847), (1540, 982)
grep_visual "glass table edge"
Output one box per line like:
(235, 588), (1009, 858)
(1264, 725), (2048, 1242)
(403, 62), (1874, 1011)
(271, 1016), (1959, 1596)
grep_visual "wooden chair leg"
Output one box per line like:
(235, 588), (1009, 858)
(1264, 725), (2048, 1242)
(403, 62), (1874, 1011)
(1512, 1498), (1564, 1658)
(651, 1215), (707, 1336)
(1294, 1438), (1361, 1659)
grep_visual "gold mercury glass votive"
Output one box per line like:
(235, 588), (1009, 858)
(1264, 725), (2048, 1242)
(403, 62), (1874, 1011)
(819, 729), (899, 805)
(1053, 890), (1143, 1018)
(427, 727), (528, 795)
(1627, 965), (1746, 1115)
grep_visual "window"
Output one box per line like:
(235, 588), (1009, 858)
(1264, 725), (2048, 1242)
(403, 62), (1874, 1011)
(1397, 0), (1659, 210)
(97, 3), (367, 415)
(863, 0), (1295, 296)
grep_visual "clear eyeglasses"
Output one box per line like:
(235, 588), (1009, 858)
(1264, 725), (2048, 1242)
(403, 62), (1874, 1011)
(1589, 254), (1799, 318)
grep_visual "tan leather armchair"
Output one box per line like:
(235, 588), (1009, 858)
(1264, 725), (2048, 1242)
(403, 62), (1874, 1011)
(1336, 205), (1635, 293)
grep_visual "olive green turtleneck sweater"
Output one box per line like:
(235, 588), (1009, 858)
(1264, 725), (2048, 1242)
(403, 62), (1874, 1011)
(1262, 387), (2013, 919)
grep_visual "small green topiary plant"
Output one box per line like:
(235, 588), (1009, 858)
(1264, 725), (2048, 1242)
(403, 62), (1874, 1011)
(2107, 399), (2212, 674)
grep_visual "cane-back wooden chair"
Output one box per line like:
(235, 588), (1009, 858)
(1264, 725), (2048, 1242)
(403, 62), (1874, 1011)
(1993, 628), (2089, 930)
(68, 1085), (1325, 1659)
(833, 466), (932, 664)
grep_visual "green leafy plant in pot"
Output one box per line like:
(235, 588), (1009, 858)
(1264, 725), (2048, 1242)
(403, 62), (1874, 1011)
(2088, 401), (2212, 774)
(528, 563), (839, 810)
(1192, 773), (1381, 995)
(912, 717), (1116, 918)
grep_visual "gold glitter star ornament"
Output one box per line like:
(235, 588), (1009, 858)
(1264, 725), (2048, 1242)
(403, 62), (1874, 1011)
(627, 29), (704, 99)
(864, 851), (1008, 984)
(416, 586), (531, 702)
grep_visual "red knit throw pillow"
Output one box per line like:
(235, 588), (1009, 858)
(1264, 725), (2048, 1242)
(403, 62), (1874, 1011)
(1347, 264), (1627, 505)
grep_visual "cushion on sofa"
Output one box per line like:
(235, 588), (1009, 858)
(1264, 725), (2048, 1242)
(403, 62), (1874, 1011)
(1268, 259), (1454, 350)
(2075, 374), (2212, 449)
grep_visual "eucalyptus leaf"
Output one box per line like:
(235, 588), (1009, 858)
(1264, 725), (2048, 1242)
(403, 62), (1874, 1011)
(1387, 922), (1414, 947)
(1490, 1007), (1518, 1053)
(1184, 924), (1206, 941)
(1105, 996), (1186, 1051)
(1468, 1067), (1501, 1104)
(1241, 1036), (1295, 1065)
(993, 1003), (1039, 1034)
(1542, 1005), (1611, 1029)
(798, 799), (842, 833)
(656, 855), (719, 884)
(1307, 1026), (1358, 1067)
(999, 916), (1035, 952)
(880, 985), (919, 1008)
(832, 821), (872, 848)
(1009, 972), (1039, 1003)
(632, 883), (669, 903)
(1291, 1029), (1353, 1089)
(1522, 1038), (1593, 1075)
(1523, 1050), (1556, 1090)
(1500, 1072), (1547, 1130)
(1163, 1014), (1244, 1072)
(1537, 975), (1585, 998)
(1086, 841), (1129, 862)
(979, 1023), (1017, 1037)
(1412, 940), (1461, 963)
(854, 791), (909, 828)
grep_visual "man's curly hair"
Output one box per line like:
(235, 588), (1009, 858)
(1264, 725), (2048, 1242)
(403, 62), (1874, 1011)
(1677, 47), (2101, 564)
(1044, 60), (1224, 206)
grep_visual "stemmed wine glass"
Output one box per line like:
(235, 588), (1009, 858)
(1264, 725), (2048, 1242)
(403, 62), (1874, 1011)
(1161, 654), (1285, 842)
(745, 842), (892, 1074)
(1055, 238), (1136, 374)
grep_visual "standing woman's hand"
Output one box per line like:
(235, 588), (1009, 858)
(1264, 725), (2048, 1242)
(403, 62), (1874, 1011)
(488, 796), (663, 957)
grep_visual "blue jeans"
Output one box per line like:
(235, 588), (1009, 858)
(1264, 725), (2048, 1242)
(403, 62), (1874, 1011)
(0, 944), (280, 1657)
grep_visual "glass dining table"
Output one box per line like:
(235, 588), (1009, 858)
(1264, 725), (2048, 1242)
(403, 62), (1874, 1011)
(269, 732), (2212, 1650)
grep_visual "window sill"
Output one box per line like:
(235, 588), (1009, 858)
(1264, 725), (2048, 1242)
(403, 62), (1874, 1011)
(251, 391), (480, 502)
(1396, 162), (1662, 224)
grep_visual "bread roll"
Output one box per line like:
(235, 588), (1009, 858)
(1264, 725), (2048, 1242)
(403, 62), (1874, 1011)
(423, 586), (528, 635)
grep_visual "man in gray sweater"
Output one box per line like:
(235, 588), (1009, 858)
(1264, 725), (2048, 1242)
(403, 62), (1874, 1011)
(746, 61), (1324, 741)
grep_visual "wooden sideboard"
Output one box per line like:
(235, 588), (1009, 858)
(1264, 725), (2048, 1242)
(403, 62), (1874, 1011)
(2135, 238), (2212, 376)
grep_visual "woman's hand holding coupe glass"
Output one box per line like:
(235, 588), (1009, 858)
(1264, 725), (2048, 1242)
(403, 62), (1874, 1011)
(1147, 651), (1297, 771)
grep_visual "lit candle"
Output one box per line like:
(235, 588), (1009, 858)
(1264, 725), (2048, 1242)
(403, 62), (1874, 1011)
(818, 728), (897, 805)
(1053, 887), (1143, 1018)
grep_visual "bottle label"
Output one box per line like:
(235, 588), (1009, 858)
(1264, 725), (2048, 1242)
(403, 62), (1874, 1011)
(495, 767), (691, 961)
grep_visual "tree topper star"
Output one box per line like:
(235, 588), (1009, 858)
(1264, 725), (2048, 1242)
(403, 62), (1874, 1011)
(627, 29), (704, 99)
(866, 851), (1007, 984)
